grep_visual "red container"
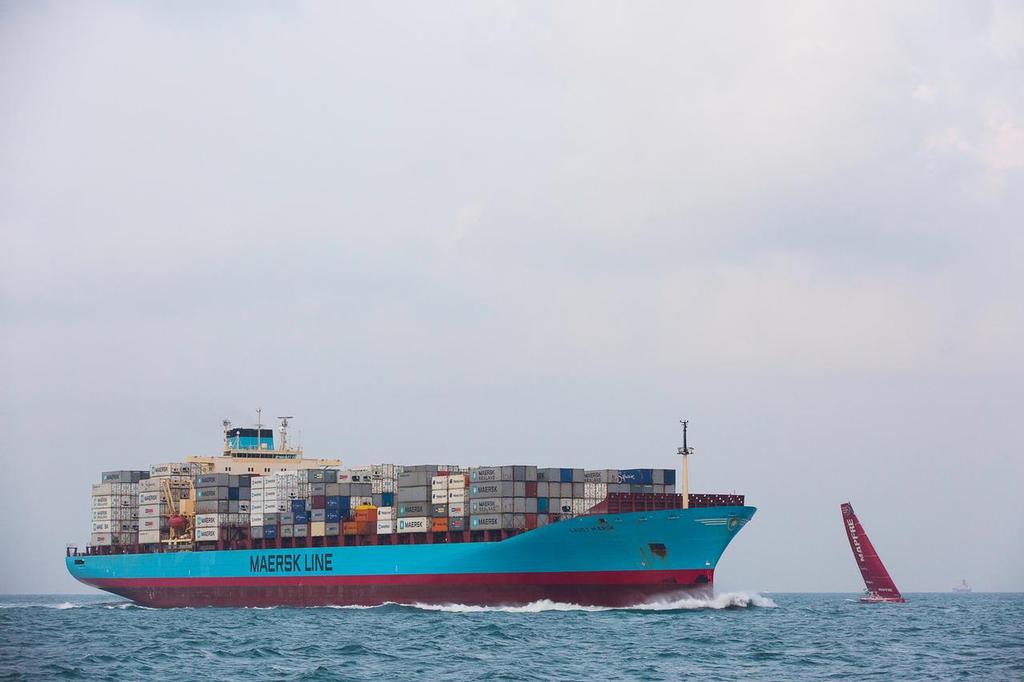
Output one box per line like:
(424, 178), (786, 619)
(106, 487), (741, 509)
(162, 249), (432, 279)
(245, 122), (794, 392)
(525, 482), (537, 497)
(525, 513), (537, 530)
(312, 495), (326, 509)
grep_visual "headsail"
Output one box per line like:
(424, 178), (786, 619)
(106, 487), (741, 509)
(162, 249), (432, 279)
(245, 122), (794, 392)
(840, 502), (905, 602)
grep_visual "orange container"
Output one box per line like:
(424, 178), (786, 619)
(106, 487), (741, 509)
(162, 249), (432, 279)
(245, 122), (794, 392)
(431, 517), (448, 532)
(356, 521), (375, 535)
(342, 522), (359, 536)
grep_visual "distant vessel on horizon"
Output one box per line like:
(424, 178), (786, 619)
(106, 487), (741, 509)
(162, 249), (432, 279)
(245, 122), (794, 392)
(952, 579), (972, 593)
(840, 502), (906, 604)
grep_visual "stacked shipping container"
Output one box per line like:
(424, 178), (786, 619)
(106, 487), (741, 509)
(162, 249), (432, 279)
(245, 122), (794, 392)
(91, 471), (147, 546)
(86, 462), (684, 551)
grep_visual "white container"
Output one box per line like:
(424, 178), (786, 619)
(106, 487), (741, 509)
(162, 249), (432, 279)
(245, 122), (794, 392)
(376, 520), (395, 534)
(431, 475), (449, 490)
(91, 521), (113, 533)
(572, 499), (590, 515)
(397, 517), (429, 533)
(138, 529), (162, 544)
(137, 491), (162, 505)
(447, 489), (466, 503)
(430, 490), (449, 504)
(138, 517), (167, 531)
(559, 498), (574, 514)
(447, 474), (467, 488)
(138, 478), (163, 492)
(376, 506), (394, 520)
(90, 532), (112, 546)
(448, 502), (465, 517)
(138, 504), (165, 517)
(91, 483), (115, 496)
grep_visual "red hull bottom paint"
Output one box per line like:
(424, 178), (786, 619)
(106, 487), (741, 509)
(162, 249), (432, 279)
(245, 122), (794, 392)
(84, 569), (714, 608)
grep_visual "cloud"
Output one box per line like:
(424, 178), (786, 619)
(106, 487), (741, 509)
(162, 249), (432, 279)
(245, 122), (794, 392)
(655, 255), (1023, 374)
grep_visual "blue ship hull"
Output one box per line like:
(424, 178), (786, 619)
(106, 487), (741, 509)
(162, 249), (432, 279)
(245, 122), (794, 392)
(66, 506), (756, 607)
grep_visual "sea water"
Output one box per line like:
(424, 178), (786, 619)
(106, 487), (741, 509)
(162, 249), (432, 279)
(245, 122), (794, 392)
(0, 593), (1020, 679)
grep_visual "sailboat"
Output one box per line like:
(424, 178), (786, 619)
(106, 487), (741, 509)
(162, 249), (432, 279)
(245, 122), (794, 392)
(840, 502), (906, 603)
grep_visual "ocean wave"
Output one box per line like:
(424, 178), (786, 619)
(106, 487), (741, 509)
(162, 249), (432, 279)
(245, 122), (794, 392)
(0, 601), (88, 609)
(403, 592), (777, 613)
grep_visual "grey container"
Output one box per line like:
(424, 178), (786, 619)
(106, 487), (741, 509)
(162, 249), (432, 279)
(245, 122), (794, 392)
(250, 525), (265, 539)
(513, 497), (526, 513)
(572, 469), (585, 483)
(307, 470), (326, 483)
(397, 486), (430, 502)
(196, 500), (229, 514)
(196, 486), (229, 500)
(470, 481), (514, 498)
(514, 482), (526, 497)
(513, 466), (526, 481)
(293, 524), (308, 537)
(280, 524), (294, 538)
(310, 483), (326, 496)
(311, 509), (326, 523)
(195, 473), (230, 486)
(537, 468), (561, 482)
(526, 497), (538, 514)
(470, 498), (513, 514)
(280, 512), (295, 524)
(572, 482), (585, 498)
(398, 502), (430, 517)
(537, 481), (549, 497)
(325, 522), (340, 536)
(470, 513), (504, 530)
(326, 483), (341, 496)
(352, 483), (373, 496)
(431, 503), (447, 517)
(469, 466), (501, 482)
(511, 514), (526, 529)
(398, 471), (430, 487)
(653, 470), (665, 485)
(262, 513), (280, 526)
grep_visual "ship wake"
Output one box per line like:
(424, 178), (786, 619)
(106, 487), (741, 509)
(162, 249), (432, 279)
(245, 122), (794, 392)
(402, 591), (777, 613)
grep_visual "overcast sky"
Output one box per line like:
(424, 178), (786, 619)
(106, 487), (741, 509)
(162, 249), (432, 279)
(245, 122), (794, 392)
(2, 2), (1022, 594)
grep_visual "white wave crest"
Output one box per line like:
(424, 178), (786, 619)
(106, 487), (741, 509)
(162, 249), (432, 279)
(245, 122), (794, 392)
(403, 592), (777, 613)
(0, 601), (87, 609)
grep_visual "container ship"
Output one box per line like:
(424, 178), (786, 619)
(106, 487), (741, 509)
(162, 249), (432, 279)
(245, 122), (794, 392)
(66, 417), (754, 608)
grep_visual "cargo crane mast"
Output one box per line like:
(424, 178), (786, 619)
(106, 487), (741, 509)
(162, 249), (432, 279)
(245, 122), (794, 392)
(678, 420), (693, 509)
(162, 476), (196, 550)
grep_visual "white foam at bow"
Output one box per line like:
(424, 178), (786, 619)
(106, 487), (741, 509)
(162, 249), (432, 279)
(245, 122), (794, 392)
(404, 591), (777, 613)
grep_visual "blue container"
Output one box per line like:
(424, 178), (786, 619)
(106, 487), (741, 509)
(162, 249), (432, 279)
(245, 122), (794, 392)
(325, 509), (341, 523)
(665, 470), (676, 486)
(381, 492), (394, 507)
(290, 500), (306, 514)
(263, 526), (278, 539)
(294, 511), (310, 524)
(339, 496), (351, 512)
(559, 468), (573, 483)
(619, 469), (654, 485)
(228, 487), (239, 501)
(326, 496), (341, 510)
(538, 497), (549, 513)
